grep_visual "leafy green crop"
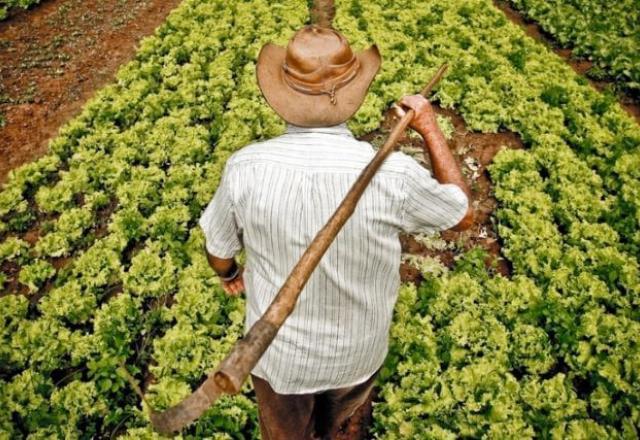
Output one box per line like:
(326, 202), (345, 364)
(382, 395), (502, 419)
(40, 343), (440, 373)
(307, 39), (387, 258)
(0, 0), (639, 437)
(508, 0), (640, 97)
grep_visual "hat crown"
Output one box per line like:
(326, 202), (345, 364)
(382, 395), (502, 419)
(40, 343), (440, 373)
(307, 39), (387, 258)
(284, 26), (355, 74)
(255, 24), (381, 127)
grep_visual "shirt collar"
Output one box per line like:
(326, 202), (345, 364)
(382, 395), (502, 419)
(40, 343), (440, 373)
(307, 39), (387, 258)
(285, 122), (354, 138)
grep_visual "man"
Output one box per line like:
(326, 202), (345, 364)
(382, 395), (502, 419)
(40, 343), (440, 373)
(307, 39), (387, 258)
(198, 24), (473, 440)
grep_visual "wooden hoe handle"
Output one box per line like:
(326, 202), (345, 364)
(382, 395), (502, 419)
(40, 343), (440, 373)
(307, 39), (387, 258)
(147, 63), (448, 436)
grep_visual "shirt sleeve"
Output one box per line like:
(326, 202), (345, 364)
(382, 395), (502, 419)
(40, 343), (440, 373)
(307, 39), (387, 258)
(197, 162), (242, 258)
(400, 158), (469, 235)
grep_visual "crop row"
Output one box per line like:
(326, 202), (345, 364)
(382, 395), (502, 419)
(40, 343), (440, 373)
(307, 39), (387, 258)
(508, 0), (640, 97)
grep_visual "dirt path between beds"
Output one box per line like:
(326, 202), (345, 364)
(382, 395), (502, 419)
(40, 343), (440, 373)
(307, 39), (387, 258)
(0, 0), (183, 185)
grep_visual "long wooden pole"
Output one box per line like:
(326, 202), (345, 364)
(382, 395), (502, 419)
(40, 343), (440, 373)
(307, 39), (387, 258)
(148, 63), (448, 436)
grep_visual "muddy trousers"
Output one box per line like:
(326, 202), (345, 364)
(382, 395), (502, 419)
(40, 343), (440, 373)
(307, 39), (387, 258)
(250, 369), (379, 440)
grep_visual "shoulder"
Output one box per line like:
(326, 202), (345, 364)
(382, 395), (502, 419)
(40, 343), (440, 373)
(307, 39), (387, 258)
(379, 150), (422, 178)
(386, 150), (423, 168)
(225, 138), (277, 169)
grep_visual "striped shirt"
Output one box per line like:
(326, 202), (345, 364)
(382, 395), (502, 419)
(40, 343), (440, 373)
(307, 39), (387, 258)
(198, 122), (468, 394)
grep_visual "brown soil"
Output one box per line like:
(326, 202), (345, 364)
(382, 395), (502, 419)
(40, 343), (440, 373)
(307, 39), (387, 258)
(493, 0), (640, 125)
(358, 105), (523, 286)
(0, 0), (183, 185)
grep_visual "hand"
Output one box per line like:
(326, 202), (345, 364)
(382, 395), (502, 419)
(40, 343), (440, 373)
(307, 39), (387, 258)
(392, 94), (438, 135)
(222, 267), (245, 296)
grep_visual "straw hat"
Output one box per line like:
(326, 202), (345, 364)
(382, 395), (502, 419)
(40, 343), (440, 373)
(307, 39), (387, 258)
(256, 25), (381, 127)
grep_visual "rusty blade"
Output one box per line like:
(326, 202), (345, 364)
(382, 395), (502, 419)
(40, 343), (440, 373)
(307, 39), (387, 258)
(148, 375), (224, 436)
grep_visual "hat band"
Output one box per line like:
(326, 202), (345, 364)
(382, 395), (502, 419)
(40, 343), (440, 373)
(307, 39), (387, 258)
(282, 55), (360, 105)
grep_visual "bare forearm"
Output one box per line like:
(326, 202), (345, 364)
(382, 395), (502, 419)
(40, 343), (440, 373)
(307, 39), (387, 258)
(419, 123), (474, 231)
(204, 248), (245, 295)
(419, 126), (471, 199)
(205, 250), (237, 278)
(396, 94), (474, 231)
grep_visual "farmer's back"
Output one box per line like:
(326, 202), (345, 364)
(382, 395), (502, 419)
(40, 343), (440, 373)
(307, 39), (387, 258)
(203, 122), (469, 394)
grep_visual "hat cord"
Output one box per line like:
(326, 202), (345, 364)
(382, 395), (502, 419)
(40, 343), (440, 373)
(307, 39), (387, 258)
(282, 56), (360, 105)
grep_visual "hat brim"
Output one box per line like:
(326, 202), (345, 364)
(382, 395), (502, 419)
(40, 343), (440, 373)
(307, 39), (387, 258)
(256, 42), (381, 127)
